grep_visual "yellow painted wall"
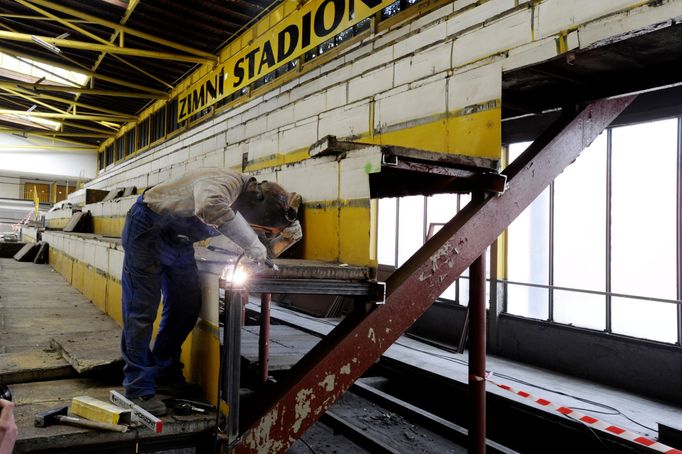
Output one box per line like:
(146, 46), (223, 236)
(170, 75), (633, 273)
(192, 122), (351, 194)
(361, 107), (501, 160)
(93, 217), (125, 237)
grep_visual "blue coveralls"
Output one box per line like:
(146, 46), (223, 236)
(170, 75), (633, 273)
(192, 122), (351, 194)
(121, 195), (219, 398)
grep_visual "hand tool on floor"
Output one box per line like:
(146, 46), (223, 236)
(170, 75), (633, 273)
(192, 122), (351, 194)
(163, 398), (215, 415)
(0, 384), (11, 402)
(109, 390), (163, 433)
(34, 406), (128, 432)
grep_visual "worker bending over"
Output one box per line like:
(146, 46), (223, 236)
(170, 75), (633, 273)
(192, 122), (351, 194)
(121, 167), (301, 416)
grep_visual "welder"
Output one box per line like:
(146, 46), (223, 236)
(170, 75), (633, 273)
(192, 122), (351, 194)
(120, 167), (301, 416)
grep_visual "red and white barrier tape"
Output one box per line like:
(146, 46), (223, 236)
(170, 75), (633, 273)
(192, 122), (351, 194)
(485, 373), (682, 454)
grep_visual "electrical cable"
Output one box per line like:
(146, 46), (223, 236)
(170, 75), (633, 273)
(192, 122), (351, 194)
(390, 339), (658, 433)
(213, 253), (245, 454)
(266, 304), (659, 436)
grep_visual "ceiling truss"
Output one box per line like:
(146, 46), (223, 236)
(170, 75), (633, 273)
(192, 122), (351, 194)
(0, 0), (260, 150)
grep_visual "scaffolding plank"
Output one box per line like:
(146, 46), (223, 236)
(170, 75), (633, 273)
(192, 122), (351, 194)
(50, 330), (123, 373)
(0, 350), (74, 384)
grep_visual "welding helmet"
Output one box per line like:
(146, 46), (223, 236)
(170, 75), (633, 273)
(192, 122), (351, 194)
(233, 179), (301, 232)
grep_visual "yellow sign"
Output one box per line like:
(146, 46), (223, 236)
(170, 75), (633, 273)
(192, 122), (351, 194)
(178, 0), (393, 122)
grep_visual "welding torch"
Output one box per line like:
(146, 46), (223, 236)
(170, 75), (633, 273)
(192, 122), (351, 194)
(207, 245), (279, 270)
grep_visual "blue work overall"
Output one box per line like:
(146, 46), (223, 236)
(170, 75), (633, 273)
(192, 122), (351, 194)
(120, 195), (219, 398)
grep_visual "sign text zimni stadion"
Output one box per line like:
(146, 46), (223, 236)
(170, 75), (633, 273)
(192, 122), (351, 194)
(177, 0), (395, 122)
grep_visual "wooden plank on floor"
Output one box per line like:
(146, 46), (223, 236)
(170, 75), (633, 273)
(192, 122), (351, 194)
(0, 350), (75, 384)
(50, 330), (123, 373)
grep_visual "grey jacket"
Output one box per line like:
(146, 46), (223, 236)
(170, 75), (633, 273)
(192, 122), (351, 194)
(143, 168), (252, 227)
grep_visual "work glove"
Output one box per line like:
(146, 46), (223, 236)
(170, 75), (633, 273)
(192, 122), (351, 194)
(218, 212), (267, 263)
(282, 220), (302, 242)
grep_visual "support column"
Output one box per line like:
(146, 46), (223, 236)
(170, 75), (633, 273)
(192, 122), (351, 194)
(223, 290), (243, 443)
(469, 253), (486, 453)
(259, 293), (271, 384)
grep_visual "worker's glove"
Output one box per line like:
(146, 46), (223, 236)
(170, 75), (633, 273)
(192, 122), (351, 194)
(281, 220), (302, 242)
(218, 213), (267, 263)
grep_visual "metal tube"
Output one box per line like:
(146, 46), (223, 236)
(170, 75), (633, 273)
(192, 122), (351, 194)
(677, 117), (682, 345)
(259, 293), (271, 383)
(469, 253), (486, 454)
(606, 128), (613, 333)
(548, 181), (555, 322)
(241, 293), (249, 326)
(224, 290), (243, 442)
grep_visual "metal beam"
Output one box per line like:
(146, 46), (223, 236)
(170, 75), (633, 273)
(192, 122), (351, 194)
(15, 0), (174, 91)
(22, 0), (217, 60)
(1, 87), (67, 115)
(0, 30), (213, 64)
(468, 253), (486, 454)
(0, 82), (164, 98)
(61, 120), (115, 134)
(0, 144), (96, 150)
(0, 129), (107, 137)
(231, 95), (636, 453)
(1, 89), (133, 116)
(0, 110), (135, 121)
(0, 14), (93, 23)
(0, 45), (168, 94)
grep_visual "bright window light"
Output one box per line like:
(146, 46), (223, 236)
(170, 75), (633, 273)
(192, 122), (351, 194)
(0, 51), (89, 87)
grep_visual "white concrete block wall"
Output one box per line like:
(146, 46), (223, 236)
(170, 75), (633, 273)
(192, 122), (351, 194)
(319, 101), (370, 139)
(535, 0), (640, 39)
(578, 1), (682, 48)
(448, 64), (502, 111)
(276, 157), (339, 202)
(279, 118), (319, 153)
(86, 0), (679, 193)
(84, 238), (96, 266)
(376, 77), (447, 130)
(95, 243), (109, 272)
(394, 41), (451, 87)
(451, 9), (532, 68)
(348, 65), (394, 103)
(294, 92), (326, 122)
(108, 248), (124, 281)
(339, 148), (382, 200)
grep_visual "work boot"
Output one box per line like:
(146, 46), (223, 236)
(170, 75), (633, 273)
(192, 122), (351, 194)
(156, 378), (203, 399)
(129, 395), (167, 417)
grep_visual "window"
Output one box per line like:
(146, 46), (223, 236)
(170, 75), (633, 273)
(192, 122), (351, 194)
(137, 118), (150, 149)
(505, 118), (681, 344)
(150, 107), (166, 143)
(105, 144), (114, 167)
(56, 184), (75, 203)
(166, 98), (180, 134)
(377, 192), (481, 306)
(610, 119), (677, 342)
(23, 182), (49, 203)
(115, 137), (124, 161)
(507, 142), (550, 320)
(124, 130), (135, 156)
(553, 133), (607, 330)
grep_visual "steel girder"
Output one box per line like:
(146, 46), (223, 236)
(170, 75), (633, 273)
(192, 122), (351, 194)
(230, 96), (636, 453)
